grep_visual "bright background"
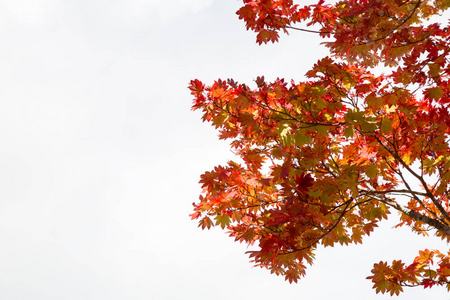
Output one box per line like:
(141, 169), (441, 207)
(0, 1), (448, 299)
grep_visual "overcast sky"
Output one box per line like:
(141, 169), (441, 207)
(0, 1), (448, 299)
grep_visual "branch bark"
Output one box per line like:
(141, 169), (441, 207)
(378, 195), (450, 236)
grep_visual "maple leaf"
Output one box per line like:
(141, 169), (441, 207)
(285, 269), (300, 284)
(295, 173), (314, 194)
(425, 87), (445, 101)
(256, 29), (279, 45)
(359, 145), (377, 161)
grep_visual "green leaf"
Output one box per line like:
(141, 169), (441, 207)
(307, 189), (323, 198)
(315, 98), (327, 109)
(381, 119), (393, 134)
(293, 132), (311, 147)
(311, 86), (326, 98)
(360, 121), (377, 132)
(426, 87), (444, 100)
(345, 109), (364, 125)
(314, 125), (328, 135)
(428, 63), (442, 77)
(366, 165), (378, 178)
(272, 148), (282, 158)
(344, 126), (354, 138)
(366, 95), (383, 111)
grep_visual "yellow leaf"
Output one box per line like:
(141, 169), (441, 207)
(385, 105), (398, 114)
(402, 153), (412, 165)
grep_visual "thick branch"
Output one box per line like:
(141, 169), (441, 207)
(378, 195), (450, 236)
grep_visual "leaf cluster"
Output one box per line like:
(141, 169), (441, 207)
(190, 0), (450, 293)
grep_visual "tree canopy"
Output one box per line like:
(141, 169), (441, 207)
(189, 0), (450, 295)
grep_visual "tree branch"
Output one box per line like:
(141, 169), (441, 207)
(377, 195), (450, 236)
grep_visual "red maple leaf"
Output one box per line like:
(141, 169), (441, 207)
(295, 173), (314, 194)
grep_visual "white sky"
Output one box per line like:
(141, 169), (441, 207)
(0, 1), (448, 299)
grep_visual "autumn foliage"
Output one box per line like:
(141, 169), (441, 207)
(189, 0), (450, 295)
